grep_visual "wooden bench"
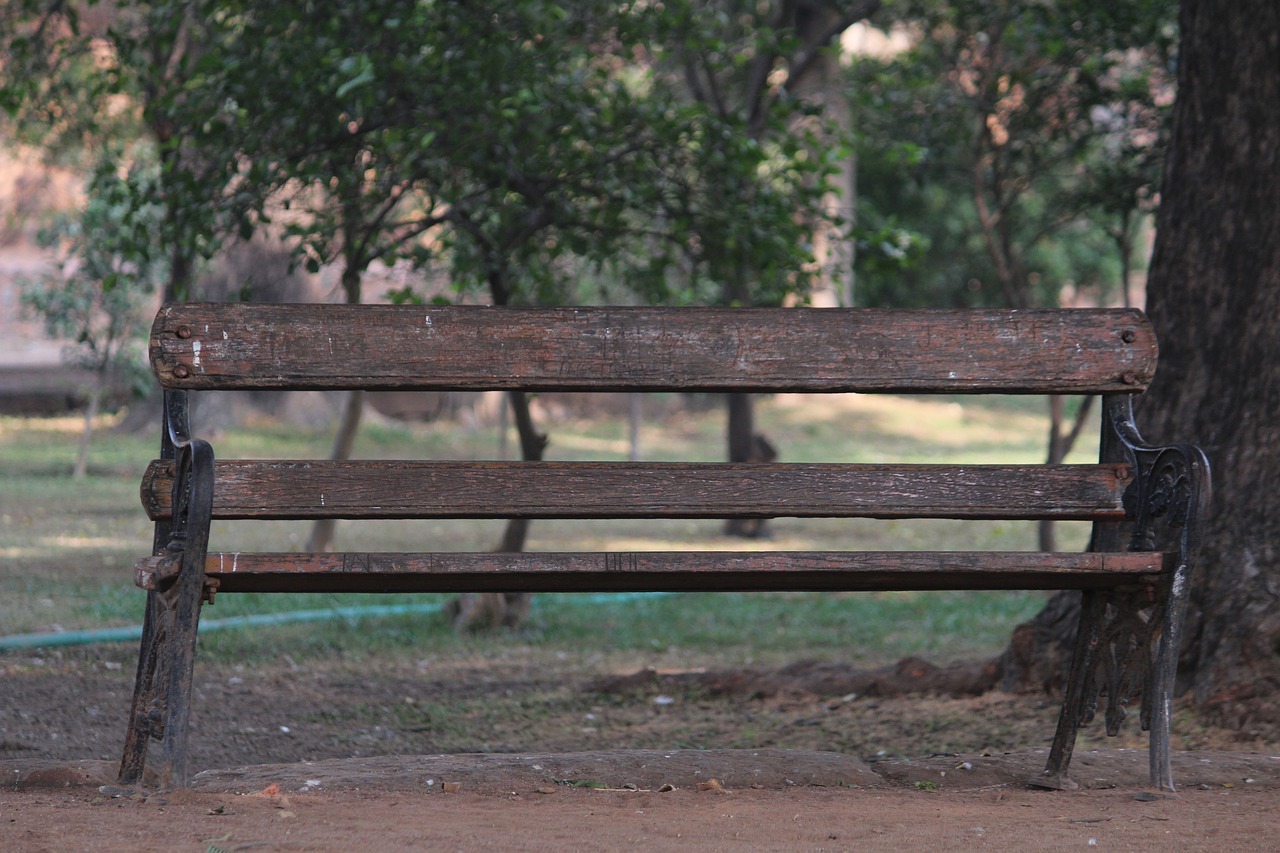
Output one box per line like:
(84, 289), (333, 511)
(118, 302), (1209, 791)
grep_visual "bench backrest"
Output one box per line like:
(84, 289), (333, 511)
(142, 303), (1154, 529)
(150, 303), (1156, 394)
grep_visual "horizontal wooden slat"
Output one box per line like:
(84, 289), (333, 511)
(164, 550), (1174, 594)
(149, 303), (1157, 394)
(141, 460), (1134, 522)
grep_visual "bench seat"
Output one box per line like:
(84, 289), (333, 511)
(140, 460), (1136, 520)
(137, 549), (1174, 594)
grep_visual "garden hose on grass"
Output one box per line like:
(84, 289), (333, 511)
(0, 593), (671, 651)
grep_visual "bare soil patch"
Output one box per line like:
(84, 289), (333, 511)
(3, 649), (1279, 850)
(5, 753), (1280, 852)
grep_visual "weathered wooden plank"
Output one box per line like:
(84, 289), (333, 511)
(140, 460), (1134, 522)
(149, 303), (1157, 394)
(167, 550), (1174, 594)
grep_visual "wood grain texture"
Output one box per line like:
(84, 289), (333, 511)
(138, 302), (1170, 599)
(149, 303), (1157, 394)
(140, 460), (1134, 522)
(184, 550), (1174, 594)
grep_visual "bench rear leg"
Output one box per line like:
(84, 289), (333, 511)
(1034, 590), (1105, 790)
(1033, 580), (1182, 792)
(118, 590), (164, 786)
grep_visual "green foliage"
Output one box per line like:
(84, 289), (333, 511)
(850, 0), (1176, 308)
(3, 1), (848, 312)
(0, 1), (118, 154)
(1, 1), (267, 296)
(20, 158), (166, 396)
(639, 0), (856, 306)
(7, 2), (1173, 316)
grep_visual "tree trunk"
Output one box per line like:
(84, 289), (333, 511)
(1002, 0), (1280, 720)
(305, 388), (364, 552)
(1139, 0), (1280, 712)
(1115, 208), (1135, 310)
(1038, 395), (1066, 552)
(449, 390), (546, 631)
(628, 393), (642, 462)
(306, 262), (365, 553)
(164, 247), (192, 304)
(72, 382), (101, 480)
(1038, 395), (1094, 552)
(495, 389), (549, 553)
(723, 392), (762, 538)
(789, 1), (856, 308)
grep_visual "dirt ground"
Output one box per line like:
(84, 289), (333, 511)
(4, 649), (1280, 851)
(5, 749), (1280, 852)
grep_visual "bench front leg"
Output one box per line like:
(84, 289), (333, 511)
(1129, 445), (1209, 791)
(118, 438), (215, 790)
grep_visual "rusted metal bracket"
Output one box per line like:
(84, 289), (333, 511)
(135, 554), (219, 604)
(134, 553), (181, 589)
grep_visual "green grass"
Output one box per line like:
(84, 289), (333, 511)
(185, 587), (1042, 667)
(0, 393), (1100, 666)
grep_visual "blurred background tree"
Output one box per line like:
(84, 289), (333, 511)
(20, 160), (167, 478)
(3, 0), (1209, 629)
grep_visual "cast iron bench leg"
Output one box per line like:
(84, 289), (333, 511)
(1149, 564), (1193, 792)
(118, 440), (214, 790)
(1033, 590), (1106, 790)
(118, 590), (164, 786)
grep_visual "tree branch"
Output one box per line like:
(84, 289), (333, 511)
(786, 1), (883, 93)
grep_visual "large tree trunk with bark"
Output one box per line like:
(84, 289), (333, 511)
(1140, 0), (1280, 714)
(1001, 0), (1280, 722)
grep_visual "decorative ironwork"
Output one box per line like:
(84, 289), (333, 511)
(1037, 395), (1210, 792)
